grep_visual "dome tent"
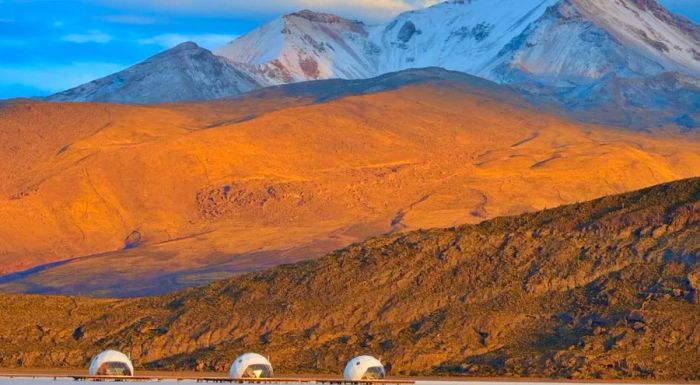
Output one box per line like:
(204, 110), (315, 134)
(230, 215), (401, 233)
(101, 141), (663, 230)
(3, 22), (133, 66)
(229, 353), (273, 379)
(88, 350), (134, 376)
(343, 355), (385, 380)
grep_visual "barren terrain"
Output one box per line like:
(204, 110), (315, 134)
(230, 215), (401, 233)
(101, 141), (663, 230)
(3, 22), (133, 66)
(1, 74), (700, 295)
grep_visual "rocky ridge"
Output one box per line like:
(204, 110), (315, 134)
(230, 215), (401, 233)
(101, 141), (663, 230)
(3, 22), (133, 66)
(1, 177), (699, 379)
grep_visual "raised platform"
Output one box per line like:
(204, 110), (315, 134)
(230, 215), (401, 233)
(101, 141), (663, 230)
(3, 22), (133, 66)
(0, 374), (414, 384)
(74, 376), (414, 383)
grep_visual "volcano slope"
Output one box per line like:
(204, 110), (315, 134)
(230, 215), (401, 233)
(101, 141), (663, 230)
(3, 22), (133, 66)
(0, 177), (699, 379)
(1, 68), (700, 296)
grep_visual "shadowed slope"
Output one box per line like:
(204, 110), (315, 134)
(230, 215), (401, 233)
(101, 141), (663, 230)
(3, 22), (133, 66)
(1, 69), (700, 296)
(0, 177), (699, 379)
(48, 42), (261, 104)
(241, 67), (519, 104)
(515, 71), (700, 131)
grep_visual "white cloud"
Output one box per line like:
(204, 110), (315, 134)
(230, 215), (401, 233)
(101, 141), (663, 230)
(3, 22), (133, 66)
(62, 30), (113, 44)
(0, 62), (125, 94)
(95, 0), (439, 21)
(138, 33), (237, 49)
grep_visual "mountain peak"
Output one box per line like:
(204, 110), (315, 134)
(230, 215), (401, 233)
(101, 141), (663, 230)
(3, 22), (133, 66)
(624, 0), (700, 40)
(49, 40), (260, 103)
(216, 8), (374, 84)
(286, 9), (353, 24)
(627, 0), (665, 11)
(157, 41), (207, 58)
(170, 41), (201, 51)
(563, 0), (700, 73)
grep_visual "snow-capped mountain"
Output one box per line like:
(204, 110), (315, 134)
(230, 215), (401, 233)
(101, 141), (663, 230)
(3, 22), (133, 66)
(215, 10), (378, 85)
(213, 0), (700, 85)
(49, 42), (261, 103)
(47, 0), (700, 129)
(491, 0), (700, 84)
(373, 0), (559, 79)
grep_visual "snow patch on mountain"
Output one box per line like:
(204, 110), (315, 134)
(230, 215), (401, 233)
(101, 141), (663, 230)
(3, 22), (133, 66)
(49, 42), (261, 104)
(372, 0), (559, 77)
(490, 0), (669, 84)
(572, 0), (700, 75)
(216, 10), (378, 85)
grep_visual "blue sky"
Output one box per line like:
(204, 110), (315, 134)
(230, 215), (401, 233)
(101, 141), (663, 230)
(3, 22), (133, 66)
(1, 0), (698, 99)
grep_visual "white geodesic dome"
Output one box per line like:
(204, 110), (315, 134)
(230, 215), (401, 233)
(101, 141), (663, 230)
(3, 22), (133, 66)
(343, 355), (386, 380)
(88, 350), (134, 376)
(229, 352), (274, 378)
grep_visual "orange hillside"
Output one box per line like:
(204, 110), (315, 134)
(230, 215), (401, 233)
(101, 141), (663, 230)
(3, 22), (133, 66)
(1, 80), (699, 295)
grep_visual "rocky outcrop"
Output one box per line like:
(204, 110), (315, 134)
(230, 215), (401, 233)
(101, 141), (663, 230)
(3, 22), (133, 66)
(1, 177), (699, 380)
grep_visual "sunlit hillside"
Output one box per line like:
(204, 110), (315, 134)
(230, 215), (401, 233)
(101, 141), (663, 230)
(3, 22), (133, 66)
(1, 71), (700, 296)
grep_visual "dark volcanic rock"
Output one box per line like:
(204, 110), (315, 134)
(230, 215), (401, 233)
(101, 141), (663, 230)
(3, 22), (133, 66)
(124, 231), (142, 249)
(397, 21), (418, 43)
